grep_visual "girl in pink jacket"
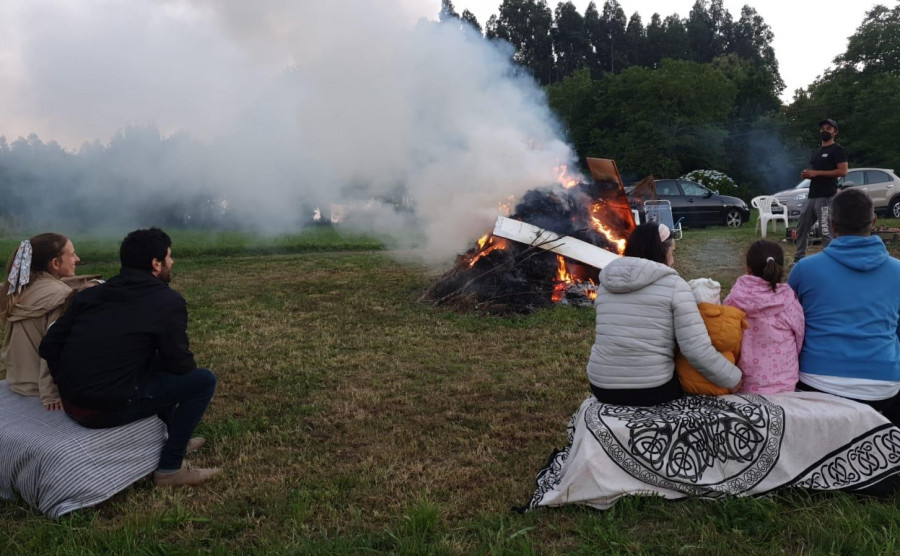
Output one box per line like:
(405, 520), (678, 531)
(724, 240), (805, 394)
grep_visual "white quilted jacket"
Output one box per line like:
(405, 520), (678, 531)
(586, 256), (741, 390)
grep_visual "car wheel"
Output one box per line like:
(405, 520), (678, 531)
(891, 197), (900, 219)
(724, 209), (743, 228)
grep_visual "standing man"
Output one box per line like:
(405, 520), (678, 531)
(793, 118), (848, 263)
(788, 188), (900, 424)
(40, 228), (220, 486)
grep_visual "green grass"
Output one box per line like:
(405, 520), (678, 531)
(2, 220), (900, 554)
(0, 225), (384, 266)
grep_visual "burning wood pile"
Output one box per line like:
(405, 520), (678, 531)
(422, 158), (636, 314)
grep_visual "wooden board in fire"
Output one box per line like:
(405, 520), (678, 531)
(421, 179), (635, 314)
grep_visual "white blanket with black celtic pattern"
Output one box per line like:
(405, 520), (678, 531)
(528, 392), (900, 510)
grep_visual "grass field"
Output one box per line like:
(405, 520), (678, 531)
(2, 219), (900, 555)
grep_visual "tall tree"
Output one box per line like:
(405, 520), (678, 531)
(731, 6), (783, 92)
(624, 12), (647, 68)
(645, 13), (665, 68)
(552, 1), (590, 79)
(687, 0), (717, 62)
(600, 0), (628, 72)
(439, 0), (459, 22)
(583, 2), (605, 77)
(835, 3), (900, 75)
(460, 9), (482, 34)
(708, 0), (733, 56)
(659, 14), (690, 62)
(487, 0), (555, 84)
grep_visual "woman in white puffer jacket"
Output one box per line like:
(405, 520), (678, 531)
(587, 222), (741, 406)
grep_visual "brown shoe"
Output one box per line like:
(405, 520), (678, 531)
(186, 437), (206, 454)
(154, 464), (221, 487)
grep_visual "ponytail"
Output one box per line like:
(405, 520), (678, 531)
(746, 240), (784, 292)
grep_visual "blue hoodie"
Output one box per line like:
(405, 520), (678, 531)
(788, 235), (900, 382)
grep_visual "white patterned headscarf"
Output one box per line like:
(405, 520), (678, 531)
(7, 240), (33, 295)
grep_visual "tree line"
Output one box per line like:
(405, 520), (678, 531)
(445, 0), (900, 199)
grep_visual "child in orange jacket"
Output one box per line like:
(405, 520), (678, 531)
(675, 278), (747, 395)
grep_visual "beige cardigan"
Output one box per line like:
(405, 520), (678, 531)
(1, 273), (98, 405)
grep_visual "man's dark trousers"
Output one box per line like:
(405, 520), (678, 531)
(64, 368), (217, 470)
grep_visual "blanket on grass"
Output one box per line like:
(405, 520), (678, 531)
(0, 381), (166, 518)
(528, 392), (900, 511)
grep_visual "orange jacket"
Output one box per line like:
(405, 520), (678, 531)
(676, 303), (747, 395)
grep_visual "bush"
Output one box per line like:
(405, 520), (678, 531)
(680, 170), (737, 193)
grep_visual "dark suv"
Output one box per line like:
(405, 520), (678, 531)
(627, 179), (750, 228)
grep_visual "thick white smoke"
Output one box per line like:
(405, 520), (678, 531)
(0, 1), (577, 264)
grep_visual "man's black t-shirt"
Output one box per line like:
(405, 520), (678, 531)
(808, 143), (848, 198)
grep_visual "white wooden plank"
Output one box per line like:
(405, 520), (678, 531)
(491, 216), (620, 269)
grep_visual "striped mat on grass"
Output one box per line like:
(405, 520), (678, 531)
(0, 381), (165, 518)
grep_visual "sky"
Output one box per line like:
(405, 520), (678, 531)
(457, 0), (879, 103)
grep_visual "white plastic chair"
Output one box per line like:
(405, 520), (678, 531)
(644, 200), (683, 240)
(751, 196), (789, 239)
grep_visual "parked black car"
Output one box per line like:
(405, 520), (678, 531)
(626, 179), (750, 228)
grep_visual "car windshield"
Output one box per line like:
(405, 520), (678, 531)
(795, 179), (810, 189)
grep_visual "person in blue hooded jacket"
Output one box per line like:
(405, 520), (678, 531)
(788, 188), (900, 424)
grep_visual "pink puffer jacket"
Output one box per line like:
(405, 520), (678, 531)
(724, 275), (805, 394)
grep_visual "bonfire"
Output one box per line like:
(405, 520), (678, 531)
(422, 159), (636, 314)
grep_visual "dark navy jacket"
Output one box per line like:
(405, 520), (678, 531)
(40, 268), (196, 409)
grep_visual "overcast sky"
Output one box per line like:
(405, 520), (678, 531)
(456, 0), (879, 103)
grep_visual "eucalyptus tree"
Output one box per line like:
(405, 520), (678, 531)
(486, 0), (555, 84)
(552, 1), (590, 79)
(460, 9), (482, 33)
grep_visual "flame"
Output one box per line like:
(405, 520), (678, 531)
(467, 234), (508, 267)
(551, 255), (572, 302)
(552, 256), (600, 302)
(590, 202), (627, 255)
(555, 164), (579, 189)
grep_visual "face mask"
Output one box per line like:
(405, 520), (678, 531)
(821, 131), (833, 142)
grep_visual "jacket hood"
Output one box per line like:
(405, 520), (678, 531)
(823, 235), (888, 272)
(6, 273), (72, 322)
(727, 275), (797, 318)
(599, 256), (677, 293)
(97, 268), (169, 303)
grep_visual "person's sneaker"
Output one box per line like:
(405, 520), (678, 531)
(153, 464), (221, 487)
(186, 437), (206, 454)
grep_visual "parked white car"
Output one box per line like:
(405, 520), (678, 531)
(840, 168), (900, 218)
(772, 168), (900, 220)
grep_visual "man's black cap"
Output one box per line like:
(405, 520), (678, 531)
(819, 118), (838, 129)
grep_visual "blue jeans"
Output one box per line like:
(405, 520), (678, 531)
(64, 368), (217, 470)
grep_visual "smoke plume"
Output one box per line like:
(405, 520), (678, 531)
(0, 1), (577, 264)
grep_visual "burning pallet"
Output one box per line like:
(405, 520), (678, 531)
(421, 159), (635, 314)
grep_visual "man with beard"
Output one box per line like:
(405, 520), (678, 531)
(793, 118), (848, 263)
(40, 228), (220, 486)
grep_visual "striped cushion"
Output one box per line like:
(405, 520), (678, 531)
(0, 381), (166, 518)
